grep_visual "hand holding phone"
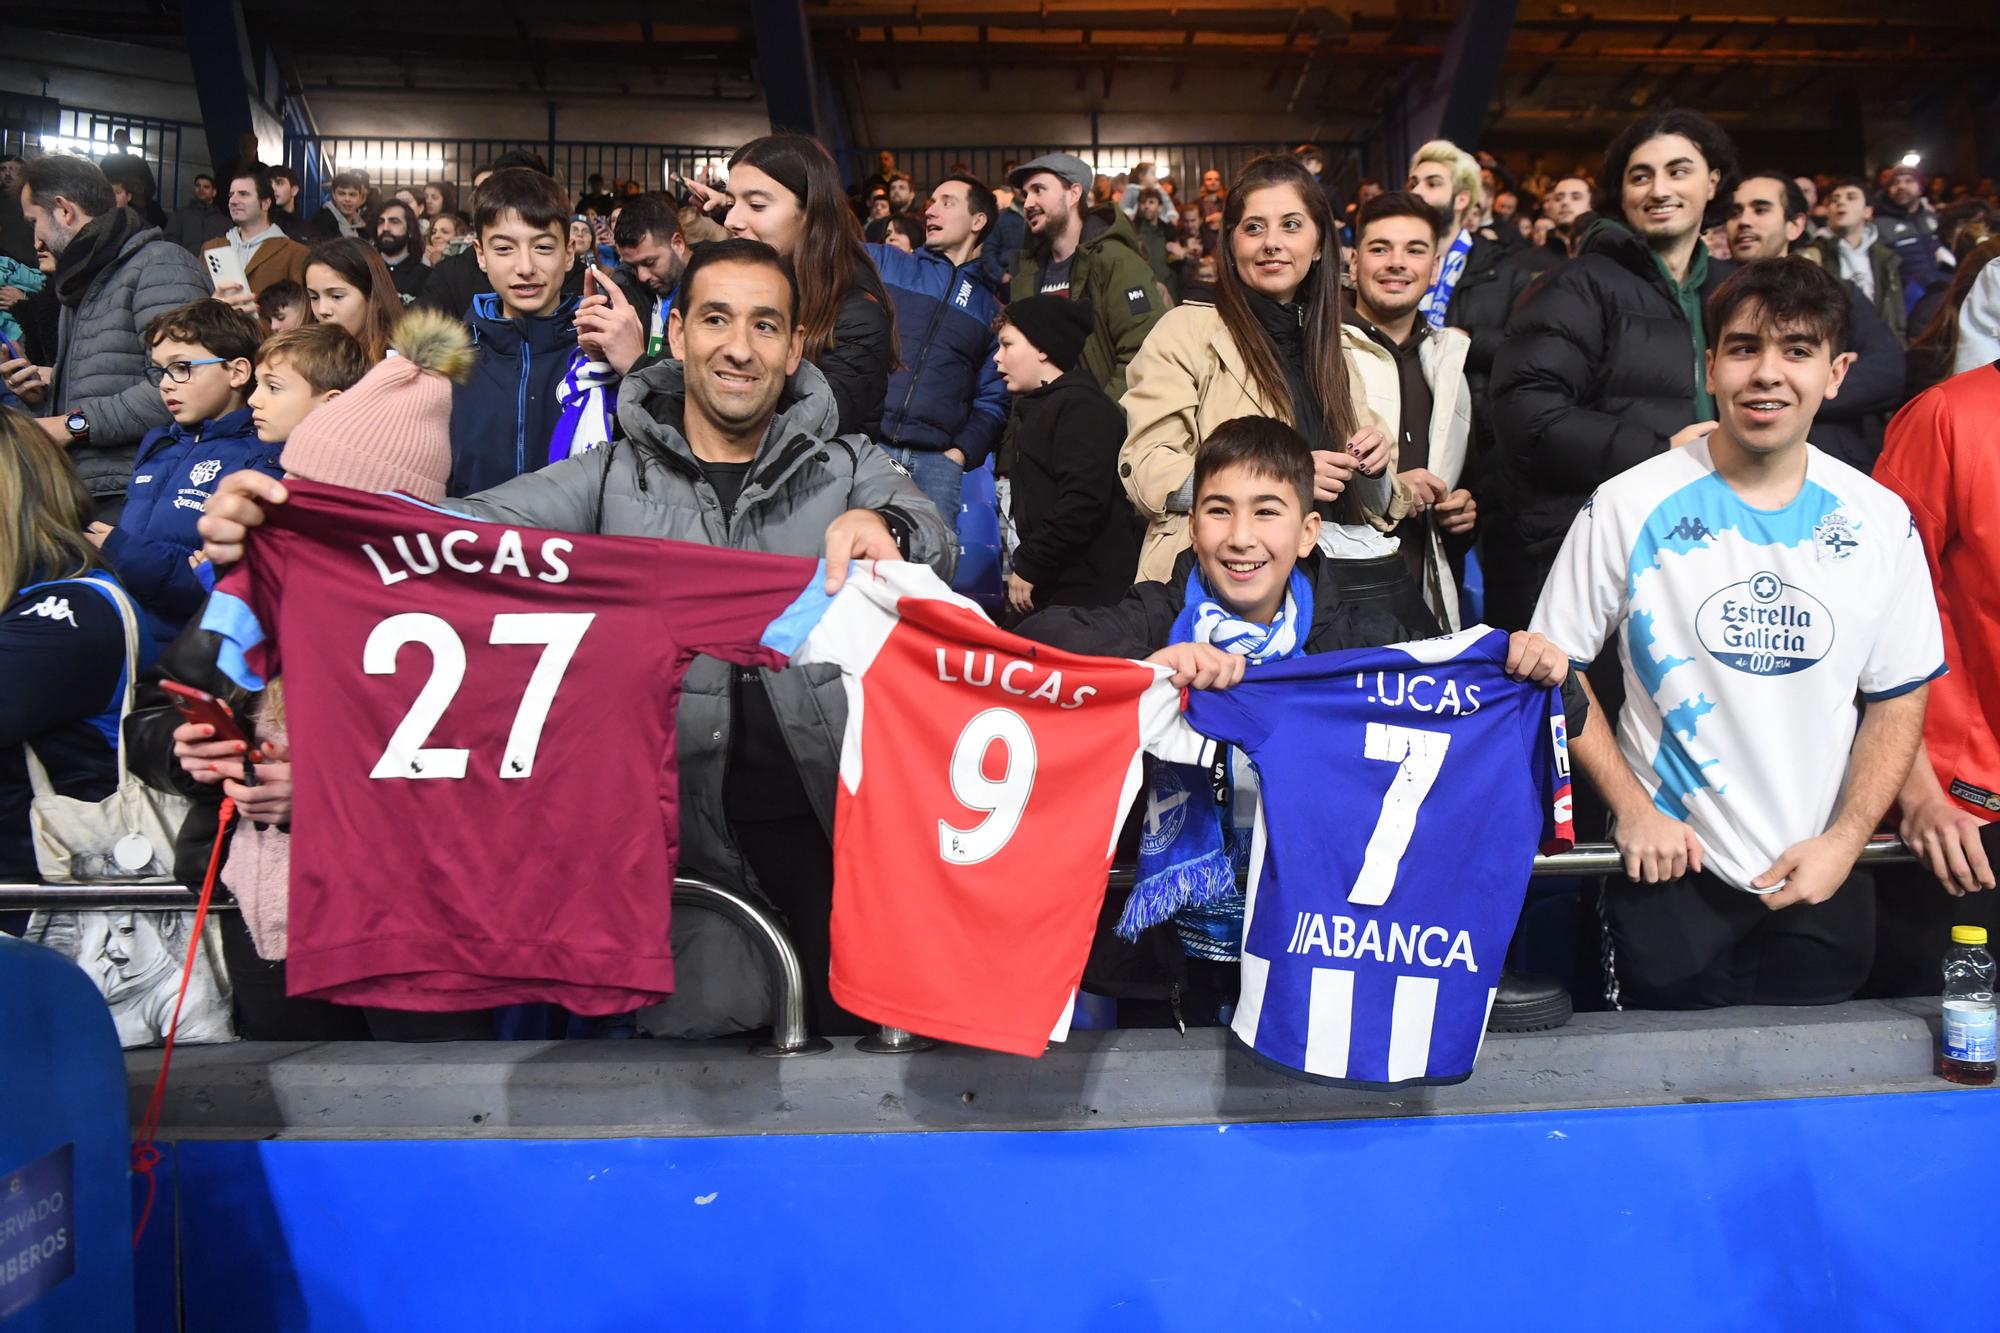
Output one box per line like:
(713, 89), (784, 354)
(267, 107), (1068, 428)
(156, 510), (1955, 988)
(162, 681), (261, 786)
(203, 246), (249, 297)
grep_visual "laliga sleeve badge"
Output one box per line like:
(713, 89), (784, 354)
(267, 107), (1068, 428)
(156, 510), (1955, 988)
(1948, 778), (2000, 814)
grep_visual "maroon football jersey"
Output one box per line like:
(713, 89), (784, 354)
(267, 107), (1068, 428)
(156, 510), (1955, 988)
(202, 480), (824, 1013)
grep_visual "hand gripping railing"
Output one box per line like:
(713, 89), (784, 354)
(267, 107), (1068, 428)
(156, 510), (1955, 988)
(0, 874), (833, 1058)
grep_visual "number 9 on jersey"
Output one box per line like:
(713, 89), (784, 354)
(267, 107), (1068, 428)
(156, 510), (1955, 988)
(940, 708), (1038, 865)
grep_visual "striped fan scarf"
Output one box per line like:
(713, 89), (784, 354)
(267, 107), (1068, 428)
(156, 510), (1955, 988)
(1119, 564), (1313, 956)
(548, 350), (617, 462)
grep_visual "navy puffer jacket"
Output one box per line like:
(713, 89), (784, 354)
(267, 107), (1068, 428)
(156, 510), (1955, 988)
(865, 243), (1010, 467)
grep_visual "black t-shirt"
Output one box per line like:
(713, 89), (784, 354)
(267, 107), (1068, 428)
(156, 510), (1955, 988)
(691, 456), (815, 822)
(695, 459), (753, 523)
(0, 577), (126, 880)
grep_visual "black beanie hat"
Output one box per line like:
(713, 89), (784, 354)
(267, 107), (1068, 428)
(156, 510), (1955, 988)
(1004, 295), (1096, 373)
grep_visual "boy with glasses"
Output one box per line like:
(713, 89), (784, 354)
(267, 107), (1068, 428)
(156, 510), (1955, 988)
(90, 298), (280, 652)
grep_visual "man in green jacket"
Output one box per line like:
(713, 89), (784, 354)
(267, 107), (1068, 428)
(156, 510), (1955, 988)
(1009, 153), (1164, 402)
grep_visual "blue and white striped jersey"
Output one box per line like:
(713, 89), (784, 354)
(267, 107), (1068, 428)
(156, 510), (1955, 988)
(1184, 628), (1573, 1087)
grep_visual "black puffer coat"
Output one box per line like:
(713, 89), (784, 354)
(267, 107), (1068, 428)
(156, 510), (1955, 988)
(1445, 233), (1534, 428)
(818, 270), (896, 441)
(1488, 221), (1733, 557)
(1006, 370), (1142, 612)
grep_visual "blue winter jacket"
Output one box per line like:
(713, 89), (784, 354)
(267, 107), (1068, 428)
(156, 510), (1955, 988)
(447, 292), (581, 497)
(99, 406), (280, 655)
(865, 244), (1011, 468)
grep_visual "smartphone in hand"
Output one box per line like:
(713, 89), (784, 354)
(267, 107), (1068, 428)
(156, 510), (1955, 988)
(161, 680), (262, 786)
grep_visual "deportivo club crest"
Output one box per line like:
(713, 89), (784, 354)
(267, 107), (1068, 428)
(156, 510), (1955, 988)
(1813, 511), (1859, 561)
(1140, 766), (1193, 855)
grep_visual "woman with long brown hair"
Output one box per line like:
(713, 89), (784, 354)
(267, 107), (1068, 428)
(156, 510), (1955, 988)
(710, 133), (898, 439)
(0, 407), (133, 881)
(421, 179), (458, 221)
(302, 237), (401, 363)
(1119, 154), (1425, 628)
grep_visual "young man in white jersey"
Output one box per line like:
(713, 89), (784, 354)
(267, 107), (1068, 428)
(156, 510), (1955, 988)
(1532, 258), (1944, 1008)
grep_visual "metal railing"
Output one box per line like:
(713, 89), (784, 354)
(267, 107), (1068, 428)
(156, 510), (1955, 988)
(0, 874), (831, 1058)
(276, 135), (1367, 216)
(838, 141), (1364, 203)
(286, 136), (739, 214)
(0, 105), (203, 210)
(2, 840), (1918, 1058)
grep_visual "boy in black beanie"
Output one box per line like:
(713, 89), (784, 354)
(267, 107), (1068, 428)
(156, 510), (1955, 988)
(993, 295), (1141, 617)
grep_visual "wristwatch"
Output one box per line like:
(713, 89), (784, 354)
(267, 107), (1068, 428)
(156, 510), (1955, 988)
(63, 410), (89, 444)
(874, 507), (914, 559)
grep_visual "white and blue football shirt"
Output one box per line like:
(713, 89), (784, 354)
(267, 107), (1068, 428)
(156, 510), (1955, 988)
(1184, 629), (1574, 1087)
(1532, 438), (1945, 892)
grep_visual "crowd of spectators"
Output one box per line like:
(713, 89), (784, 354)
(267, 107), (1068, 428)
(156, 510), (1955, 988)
(1, 114), (1996, 1052)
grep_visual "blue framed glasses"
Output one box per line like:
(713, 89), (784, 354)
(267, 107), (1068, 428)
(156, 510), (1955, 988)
(144, 357), (228, 386)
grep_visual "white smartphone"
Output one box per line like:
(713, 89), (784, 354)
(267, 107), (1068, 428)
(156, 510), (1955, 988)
(203, 246), (248, 295)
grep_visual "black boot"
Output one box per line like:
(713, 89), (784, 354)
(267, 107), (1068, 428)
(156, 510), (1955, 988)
(1487, 968), (1572, 1032)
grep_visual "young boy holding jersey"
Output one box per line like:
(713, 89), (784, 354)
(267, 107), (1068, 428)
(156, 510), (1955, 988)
(1018, 415), (1574, 1024)
(1532, 258), (1944, 1009)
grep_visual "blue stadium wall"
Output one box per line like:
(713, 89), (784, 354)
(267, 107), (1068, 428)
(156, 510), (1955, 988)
(137, 1091), (1985, 1332)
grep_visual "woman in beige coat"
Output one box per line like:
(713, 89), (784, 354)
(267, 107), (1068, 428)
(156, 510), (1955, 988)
(1117, 157), (1429, 630)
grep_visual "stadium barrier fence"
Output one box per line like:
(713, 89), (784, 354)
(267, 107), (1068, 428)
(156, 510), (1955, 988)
(0, 840), (1919, 1057)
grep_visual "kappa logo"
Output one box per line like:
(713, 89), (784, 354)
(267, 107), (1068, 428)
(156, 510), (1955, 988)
(1814, 511), (1859, 561)
(188, 458), (224, 486)
(21, 596), (77, 628)
(1664, 515), (1713, 543)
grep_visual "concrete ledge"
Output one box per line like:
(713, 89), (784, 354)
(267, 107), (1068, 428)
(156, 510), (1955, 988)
(126, 998), (1977, 1139)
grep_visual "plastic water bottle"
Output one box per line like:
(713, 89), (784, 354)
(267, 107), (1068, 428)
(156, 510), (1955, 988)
(1940, 925), (1996, 1086)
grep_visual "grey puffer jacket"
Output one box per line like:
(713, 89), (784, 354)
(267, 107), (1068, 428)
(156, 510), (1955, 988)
(455, 355), (953, 898)
(50, 225), (210, 503)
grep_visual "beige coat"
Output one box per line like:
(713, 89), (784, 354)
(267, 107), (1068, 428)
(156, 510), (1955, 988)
(1343, 321), (1473, 628)
(1117, 303), (1412, 583)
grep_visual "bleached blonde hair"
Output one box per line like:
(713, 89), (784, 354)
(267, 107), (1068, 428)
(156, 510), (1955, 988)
(1410, 140), (1481, 221)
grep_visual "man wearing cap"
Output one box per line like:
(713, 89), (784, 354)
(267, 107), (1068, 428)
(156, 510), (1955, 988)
(1007, 152), (1165, 403)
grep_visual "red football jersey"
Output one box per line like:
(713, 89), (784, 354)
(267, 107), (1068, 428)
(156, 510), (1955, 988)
(202, 481), (823, 1013)
(796, 562), (1203, 1055)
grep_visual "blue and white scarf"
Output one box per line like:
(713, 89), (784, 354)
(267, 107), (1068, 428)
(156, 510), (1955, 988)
(548, 350), (617, 463)
(1418, 227), (1475, 331)
(1120, 566), (1313, 955)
